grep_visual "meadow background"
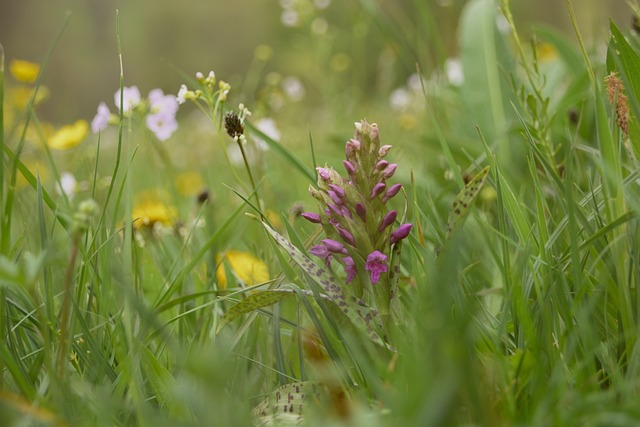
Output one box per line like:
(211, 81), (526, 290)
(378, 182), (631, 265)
(2, 0), (640, 425)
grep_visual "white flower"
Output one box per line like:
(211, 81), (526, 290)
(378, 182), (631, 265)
(389, 88), (411, 111)
(177, 84), (189, 104)
(281, 10), (300, 27)
(253, 118), (280, 151)
(56, 172), (77, 200)
(282, 76), (305, 101)
(91, 102), (111, 133)
(114, 86), (141, 113)
(445, 58), (464, 86)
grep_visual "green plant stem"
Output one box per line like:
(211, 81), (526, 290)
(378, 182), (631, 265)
(56, 238), (79, 380)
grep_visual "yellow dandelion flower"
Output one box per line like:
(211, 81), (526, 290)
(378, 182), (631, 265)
(48, 120), (89, 150)
(131, 197), (176, 230)
(175, 171), (204, 196)
(9, 59), (40, 83)
(216, 250), (269, 290)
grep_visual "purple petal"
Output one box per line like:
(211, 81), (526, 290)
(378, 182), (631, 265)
(328, 184), (346, 198)
(382, 183), (403, 203)
(376, 160), (389, 170)
(343, 256), (357, 284)
(378, 210), (398, 232)
(390, 223), (413, 244)
(370, 182), (387, 200)
(301, 212), (322, 224)
(383, 164), (398, 179)
(343, 160), (356, 177)
(321, 239), (347, 254)
(337, 228), (356, 246)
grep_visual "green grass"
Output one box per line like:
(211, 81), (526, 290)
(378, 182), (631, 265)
(2, 1), (640, 426)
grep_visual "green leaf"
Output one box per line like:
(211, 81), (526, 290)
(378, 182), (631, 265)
(459, 0), (513, 147)
(445, 166), (490, 241)
(217, 290), (295, 333)
(262, 222), (388, 348)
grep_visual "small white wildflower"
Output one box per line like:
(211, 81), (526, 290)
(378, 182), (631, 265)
(177, 84), (189, 104)
(56, 172), (77, 200)
(389, 88), (411, 111)
(445, 58), (464, 86)
(281, 10), (300, 27)
(253, 118), (280, 151)
(196, 71), (205, 82)
(282, 76), (305, 101)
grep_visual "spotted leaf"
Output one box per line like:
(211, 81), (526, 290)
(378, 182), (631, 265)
(444, 166), (490, 241)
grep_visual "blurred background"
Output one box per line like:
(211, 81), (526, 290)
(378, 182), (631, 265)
(0, 0), (629, 125)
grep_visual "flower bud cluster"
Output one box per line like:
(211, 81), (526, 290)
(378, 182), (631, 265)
(176, 70), (231, 106)
(303, 120), (412, 286)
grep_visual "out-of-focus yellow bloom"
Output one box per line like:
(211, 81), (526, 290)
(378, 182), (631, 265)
(216, 250), (269, 290)
(132, 196), (176, 230)
(536, 42), (558, 63)
(17, 159), (49, 189)
(48, 120), (89, 150)
(10, 59), (40, 83)
(175, 171), (204, 196)
(6, 86), (50, 111)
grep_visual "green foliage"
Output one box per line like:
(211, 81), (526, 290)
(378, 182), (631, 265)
(3, 1), (640, 426)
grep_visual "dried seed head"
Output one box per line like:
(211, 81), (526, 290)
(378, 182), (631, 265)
(224, 112), (244, 138)
(605, 72), (630, 138)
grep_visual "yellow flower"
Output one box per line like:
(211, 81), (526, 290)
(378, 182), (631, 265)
(48, 120), (89, 150)
(175, 171), (204, 196)
(131, 196), (176, 230)
(6, 86), (50, 111)
(216, 250), (269, 290)
(536, 42), (558, 63)
(9, 59), (40, 83)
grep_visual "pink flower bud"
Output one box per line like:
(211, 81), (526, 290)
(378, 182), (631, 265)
(378, 210), (398, 232)
(321, 239), (348, 254)
(341, 206), (352, 219)
(343, 160), (356, 177)
(328, 190), (344, 205)
(301, 212), (321, 224)
(382, 183), (402, 203)
(345, 139), (361, 158)
(316, 167), (331, 182)
(383, 164), (398, 179)
(355, 203), (367, 222)
(328, 184), (346, 199)
(337, 227), (356, 246)
(370, 182), (387, 200)
(390, 223), (413, 244)
(376, 160), (389, 170)
(328, 203), (343, 216)
(378, 145), (392, 157)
